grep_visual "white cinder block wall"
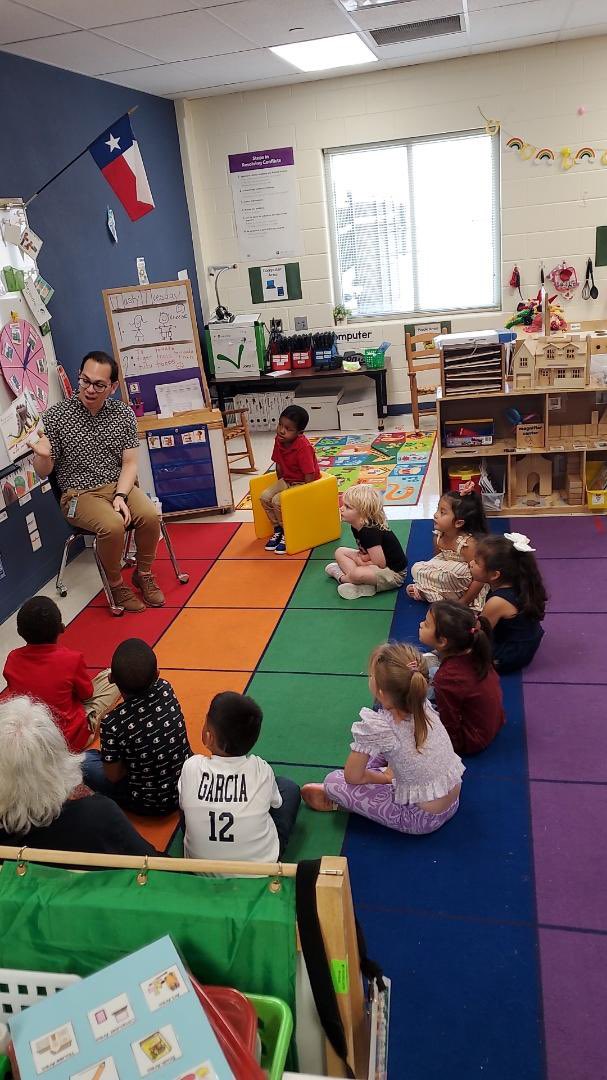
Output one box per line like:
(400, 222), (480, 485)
(176, 35), (607, 409)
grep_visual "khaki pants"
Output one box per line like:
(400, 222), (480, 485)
(260, 478), (303, 527)
(60, 483), (160, 584)
(83, 668), (120, 741)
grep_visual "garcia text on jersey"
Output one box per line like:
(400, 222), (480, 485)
(197, 771), (248, 803)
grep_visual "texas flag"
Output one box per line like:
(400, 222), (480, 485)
(89, 114), (155, 221)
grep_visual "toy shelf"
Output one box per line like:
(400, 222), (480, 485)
(437, 384), (607, 516)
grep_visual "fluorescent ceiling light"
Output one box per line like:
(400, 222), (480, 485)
(270, 34), (377, 72)
(340, 0), (402, 9)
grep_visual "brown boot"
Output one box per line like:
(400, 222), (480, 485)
(110, 582), (146, 613)
(132, 569), (165, 607)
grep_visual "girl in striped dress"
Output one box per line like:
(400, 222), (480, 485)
(406, 484), (489, 611)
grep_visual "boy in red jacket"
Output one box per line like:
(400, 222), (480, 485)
(3, 596), (118, 751)
(261, 405), (320, 554)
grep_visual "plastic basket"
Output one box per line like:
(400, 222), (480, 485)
(246, 994), (293, 1080)
(585, 460), (607, 510)
(363, 348), (384, 369)
(0, 969), (80, 1018)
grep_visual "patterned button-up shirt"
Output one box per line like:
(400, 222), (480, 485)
(43, 396), (139, 492)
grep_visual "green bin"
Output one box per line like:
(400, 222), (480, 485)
(246, 993), (293, 1080)
(364, 347), (384, 369)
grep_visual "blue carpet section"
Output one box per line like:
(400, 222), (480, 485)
(342, 519), (545, 1080)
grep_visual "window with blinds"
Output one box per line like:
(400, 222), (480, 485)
(324, 130), (500, 319)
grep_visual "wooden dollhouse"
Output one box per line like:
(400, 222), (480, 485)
(512, 335), (589, 391)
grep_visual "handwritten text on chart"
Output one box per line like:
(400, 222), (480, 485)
(114, 304), (191, 349)
(108, 284), (188, 311)
(121, 343), (198, 377)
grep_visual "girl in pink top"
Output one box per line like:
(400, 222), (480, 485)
(302, 642), (464, 835)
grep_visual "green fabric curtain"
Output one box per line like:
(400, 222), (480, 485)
(0, 861), (297, 1016)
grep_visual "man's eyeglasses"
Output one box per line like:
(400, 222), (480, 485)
(79, 375), (111, 393)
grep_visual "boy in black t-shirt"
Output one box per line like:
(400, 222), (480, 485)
(325, 484), (407, 600)
(82, 639), (191, 815)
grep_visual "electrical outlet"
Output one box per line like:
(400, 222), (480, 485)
(294, 316), (308, 331)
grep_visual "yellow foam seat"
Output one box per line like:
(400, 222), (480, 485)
(250, 473), (342, 555)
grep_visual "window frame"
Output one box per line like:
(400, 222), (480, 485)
(324, 128), (501, 322)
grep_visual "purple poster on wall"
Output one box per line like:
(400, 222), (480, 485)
(228, 146), (301, 262)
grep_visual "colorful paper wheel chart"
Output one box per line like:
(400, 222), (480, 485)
(0, 318), (49, 410)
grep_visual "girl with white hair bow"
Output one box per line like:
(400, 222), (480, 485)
(470, 532), (547, 674)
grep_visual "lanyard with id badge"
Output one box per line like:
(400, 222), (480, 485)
(67, 495), (78, 519)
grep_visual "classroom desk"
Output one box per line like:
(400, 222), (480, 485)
(210, 365), (388, 428)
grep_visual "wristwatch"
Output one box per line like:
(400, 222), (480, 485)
(114, 491), (129, 501)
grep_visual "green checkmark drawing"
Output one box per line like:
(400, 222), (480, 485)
(217, 342), (245, 369)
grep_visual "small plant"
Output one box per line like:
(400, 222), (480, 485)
(333, 304), (351, 325)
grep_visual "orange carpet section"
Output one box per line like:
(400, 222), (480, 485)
(154, 608), (284, 671)
(189, 559), (304, 608)
(127, 809), (180, 852)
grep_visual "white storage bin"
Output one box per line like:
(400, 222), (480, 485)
(338, 395), (377, 431)
(294, 381), (344, 431)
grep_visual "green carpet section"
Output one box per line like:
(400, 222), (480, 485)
(289, 558), (399, 610)
(279, 764), (348, 861)
(309, 518), (412, 561)
(247, 671), (369, 765)
(259, 609), (394, 675)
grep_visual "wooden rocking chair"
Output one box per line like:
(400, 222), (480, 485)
(405, 326), (448, 430)
(221, 407), (256, 473)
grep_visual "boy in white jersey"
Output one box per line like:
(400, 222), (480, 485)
(178, 691), (301, 862)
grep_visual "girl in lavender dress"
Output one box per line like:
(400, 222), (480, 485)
(301, 642), (464, 836)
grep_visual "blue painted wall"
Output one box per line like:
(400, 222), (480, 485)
(0, 51), (202, 622)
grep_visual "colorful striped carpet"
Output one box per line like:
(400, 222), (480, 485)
(61, 516), (606, 1080)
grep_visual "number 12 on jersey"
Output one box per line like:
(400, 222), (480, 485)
(208, 810), (235, 842)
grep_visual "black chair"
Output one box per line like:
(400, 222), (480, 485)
(49, 473), (189, 616)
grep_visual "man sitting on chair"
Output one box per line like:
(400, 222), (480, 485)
(31, 351), (164, 613)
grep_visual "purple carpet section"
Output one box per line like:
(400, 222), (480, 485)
(525, 684), (607, 783)
(538, 557), (607, 612)
(520, 515), (607, 1079)
(510, 515), (607, 558)
(524, 613), (605, 684)
(539, 928), (607, 1080)
(530, 781), (607, 932)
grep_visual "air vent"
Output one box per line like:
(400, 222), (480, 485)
(370, 15), (463, 45)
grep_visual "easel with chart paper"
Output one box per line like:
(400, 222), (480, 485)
(103, 281), (233, 516)
(102, 279), (211, 415)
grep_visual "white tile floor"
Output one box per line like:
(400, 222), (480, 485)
(0, 416), (440, 677)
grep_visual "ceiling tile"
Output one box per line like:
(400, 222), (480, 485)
(0, 29), (159, 74)
(562, 0), (607, 29)
(96, 10), (256, 62)
(467, 0), (572, 44)
(14, 0), (200, 29)
(98, 47), (292, 94)
(351, 0), (464, 31)
(207, 0), (354, 47)
(0, 0), (76, 43)
(467, 0), (544, 9)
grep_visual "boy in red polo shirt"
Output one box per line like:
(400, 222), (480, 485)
(262, 405), (320, 554)
(3, 596), (118, 751)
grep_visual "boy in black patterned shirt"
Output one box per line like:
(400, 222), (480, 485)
(83, 638), (191, 815)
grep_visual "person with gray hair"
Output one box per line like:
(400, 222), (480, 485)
(0, 696), (158, 856)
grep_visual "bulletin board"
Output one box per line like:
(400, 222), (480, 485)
(102, 279), (211, 415)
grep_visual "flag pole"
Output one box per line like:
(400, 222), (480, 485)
(24, 105), (139, 208)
